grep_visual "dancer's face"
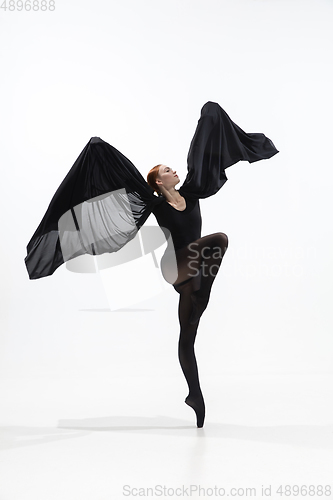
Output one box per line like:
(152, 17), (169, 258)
(156, 164), (180, 191)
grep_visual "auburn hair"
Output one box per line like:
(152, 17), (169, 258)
(147, 164), (163, 196)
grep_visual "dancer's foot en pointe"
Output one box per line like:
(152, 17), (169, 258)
(185, 392), (205, 428)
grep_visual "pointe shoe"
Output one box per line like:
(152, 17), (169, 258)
(185, 394), (205, 428)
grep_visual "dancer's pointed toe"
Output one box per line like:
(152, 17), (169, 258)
(185, 394), (205, 428)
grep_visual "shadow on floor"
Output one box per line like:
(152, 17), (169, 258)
(79, 308), (155, 312)
(1, 415), (332, 450)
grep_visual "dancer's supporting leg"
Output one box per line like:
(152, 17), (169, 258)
(173, 277), (205, 428)
(163, 232), (228, 427)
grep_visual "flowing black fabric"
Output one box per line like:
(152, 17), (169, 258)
(24, 101), (278, 279)
(25, 139), (160, 279)
(180, 101), (278, 199)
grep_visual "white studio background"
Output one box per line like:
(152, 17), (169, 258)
(1, 0), (333, 498)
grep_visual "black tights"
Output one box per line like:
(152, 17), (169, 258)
(162, 232), (228, 427)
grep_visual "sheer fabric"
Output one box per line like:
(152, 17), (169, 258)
(25, 101), (278, 279)
(25, 138), (160, 279)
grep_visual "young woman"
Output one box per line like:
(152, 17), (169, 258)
(25, 101), (278, 428)
(147, 163), (229, 427)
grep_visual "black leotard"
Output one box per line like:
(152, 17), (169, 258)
(151, 193), (202, 252)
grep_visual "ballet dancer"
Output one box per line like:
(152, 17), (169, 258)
(25, 101), (279, 428)
(148, 163), (229, 427)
